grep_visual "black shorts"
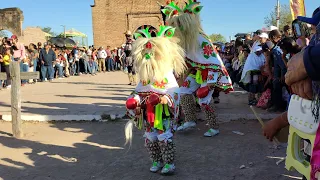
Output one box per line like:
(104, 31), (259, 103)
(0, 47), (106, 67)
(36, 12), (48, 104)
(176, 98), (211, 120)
(127, 66), (136, 75)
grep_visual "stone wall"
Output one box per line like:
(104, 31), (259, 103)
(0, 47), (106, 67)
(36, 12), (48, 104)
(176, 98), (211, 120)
(0, 8), (24, 36)
(19, 27), (47, 46)
(91, 0), (184, 48)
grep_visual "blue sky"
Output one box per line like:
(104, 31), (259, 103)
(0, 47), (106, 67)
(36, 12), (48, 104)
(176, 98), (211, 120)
(0, 0), (318, 45)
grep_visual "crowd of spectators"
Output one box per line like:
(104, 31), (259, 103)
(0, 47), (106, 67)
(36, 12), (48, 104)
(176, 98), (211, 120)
(213, 16), (316, 113)
(0, 37), (128, 90)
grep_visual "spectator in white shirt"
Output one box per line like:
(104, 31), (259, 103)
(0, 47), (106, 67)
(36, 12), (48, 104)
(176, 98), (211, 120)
(97, 47), (107, 72)
(73, 47), (80, 75)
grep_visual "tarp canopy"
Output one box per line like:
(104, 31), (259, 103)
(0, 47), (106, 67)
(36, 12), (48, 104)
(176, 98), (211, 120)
(59, 28), (87, 37)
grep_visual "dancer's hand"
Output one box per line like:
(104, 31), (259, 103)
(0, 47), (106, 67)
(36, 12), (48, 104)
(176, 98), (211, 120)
(160, 96), (168, 104)
(263, 112), (289, 142)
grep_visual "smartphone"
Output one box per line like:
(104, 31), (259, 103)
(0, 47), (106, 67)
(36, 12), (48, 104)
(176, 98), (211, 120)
(293, 23), (302, 37)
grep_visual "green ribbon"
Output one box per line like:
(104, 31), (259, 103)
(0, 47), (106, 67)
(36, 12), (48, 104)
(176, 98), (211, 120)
(195, 69), (203, 84)
(195, 97), (199, 104)
(138, 112), (143, 130)
(154, 104), (170, 131)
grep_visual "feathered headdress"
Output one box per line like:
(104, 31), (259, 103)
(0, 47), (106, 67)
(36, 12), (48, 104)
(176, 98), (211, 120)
(131, 25), (186, 82)
(161, 0), (203, 18)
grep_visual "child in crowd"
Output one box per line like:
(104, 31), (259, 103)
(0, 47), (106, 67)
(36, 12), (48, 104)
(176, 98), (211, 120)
(3, 48), (12, 88)
(240, 46), (266, 105)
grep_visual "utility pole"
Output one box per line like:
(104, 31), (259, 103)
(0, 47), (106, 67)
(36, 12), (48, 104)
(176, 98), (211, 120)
(276, 0), (280, 29)
(61, 25), (66, 38)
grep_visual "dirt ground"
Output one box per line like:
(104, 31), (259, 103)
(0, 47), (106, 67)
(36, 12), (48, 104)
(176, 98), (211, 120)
(0, 120), (301, 180)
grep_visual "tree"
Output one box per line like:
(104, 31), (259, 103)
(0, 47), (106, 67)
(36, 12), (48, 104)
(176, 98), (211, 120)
(39, 26), (57, 36)
(0, 30), (8, 38)
(209, 34), (226, 43)
(264, 4), (292, 32)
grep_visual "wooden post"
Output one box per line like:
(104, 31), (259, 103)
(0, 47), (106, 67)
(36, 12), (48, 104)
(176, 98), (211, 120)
(10, 61), (23, 138)
(0, 63), (39, 138)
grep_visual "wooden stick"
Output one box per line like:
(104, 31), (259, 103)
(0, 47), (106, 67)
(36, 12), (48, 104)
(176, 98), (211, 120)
(250, 106), (280, 145)
(156, 1), (162, 6)
(276, 158), (285, 165)
(10, 61), (23, 138)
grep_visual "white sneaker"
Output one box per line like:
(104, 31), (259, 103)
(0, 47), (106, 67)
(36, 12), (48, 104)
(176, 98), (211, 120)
(177, 121), (196, 131)
(6, 85), (11, 89)
(161, 164), (175, 174)
(204, 129), (220, 137)
(150, 161), (163, 173)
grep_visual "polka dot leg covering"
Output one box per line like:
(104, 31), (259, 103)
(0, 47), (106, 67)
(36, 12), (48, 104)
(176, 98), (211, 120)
(145, 140), (162, 162)
(201, 100), (219, 129)
(159, 141), (176, 164)
(180, 94), (197, 122)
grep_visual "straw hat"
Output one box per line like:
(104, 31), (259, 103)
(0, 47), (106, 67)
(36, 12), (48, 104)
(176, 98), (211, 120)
(124, 30), (132, 35)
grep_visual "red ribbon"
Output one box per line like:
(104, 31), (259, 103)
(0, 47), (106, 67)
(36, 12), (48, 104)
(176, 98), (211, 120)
(146, 102), (155, 127)
(201, 69), (208, 81)
(202, 104), (215, 113)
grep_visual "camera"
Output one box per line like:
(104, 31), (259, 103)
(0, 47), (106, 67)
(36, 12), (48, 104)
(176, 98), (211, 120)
(292, 19), (311, 39)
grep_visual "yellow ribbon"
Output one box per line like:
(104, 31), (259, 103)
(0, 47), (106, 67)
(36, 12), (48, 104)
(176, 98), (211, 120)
(195, 69), (203, 84)
(154, 104), (170, 131)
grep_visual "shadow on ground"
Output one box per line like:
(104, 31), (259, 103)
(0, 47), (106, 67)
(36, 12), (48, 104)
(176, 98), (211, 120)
(0, 101), (126, 116)
(0, 120), (300, 180)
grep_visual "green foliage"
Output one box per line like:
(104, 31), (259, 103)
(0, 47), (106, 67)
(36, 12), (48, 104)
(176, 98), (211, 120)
(209, 34), (226, 43)
(38, 26), (57, 36)
(264, 4), (292, 31)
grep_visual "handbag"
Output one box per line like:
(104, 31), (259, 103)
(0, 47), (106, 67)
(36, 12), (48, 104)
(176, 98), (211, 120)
(256, 88), (271, 108)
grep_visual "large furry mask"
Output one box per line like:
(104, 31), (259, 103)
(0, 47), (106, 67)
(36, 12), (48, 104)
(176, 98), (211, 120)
(132, 25), (186, 82)
(162, 0), (202, 31)
(162, 0), (202, 54)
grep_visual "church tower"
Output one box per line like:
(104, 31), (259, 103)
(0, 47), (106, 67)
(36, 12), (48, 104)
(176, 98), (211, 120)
(91, 0), (185, 48)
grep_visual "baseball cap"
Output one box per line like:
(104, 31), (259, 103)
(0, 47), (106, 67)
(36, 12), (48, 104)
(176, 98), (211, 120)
(11, 35), (18, 39)
(297, 7), (320, 25)
(259, 32), (269, 39)
(267, 26), (278, 31)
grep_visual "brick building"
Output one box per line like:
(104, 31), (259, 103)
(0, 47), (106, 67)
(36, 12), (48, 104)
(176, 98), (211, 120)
(91, 0), (184, 48)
